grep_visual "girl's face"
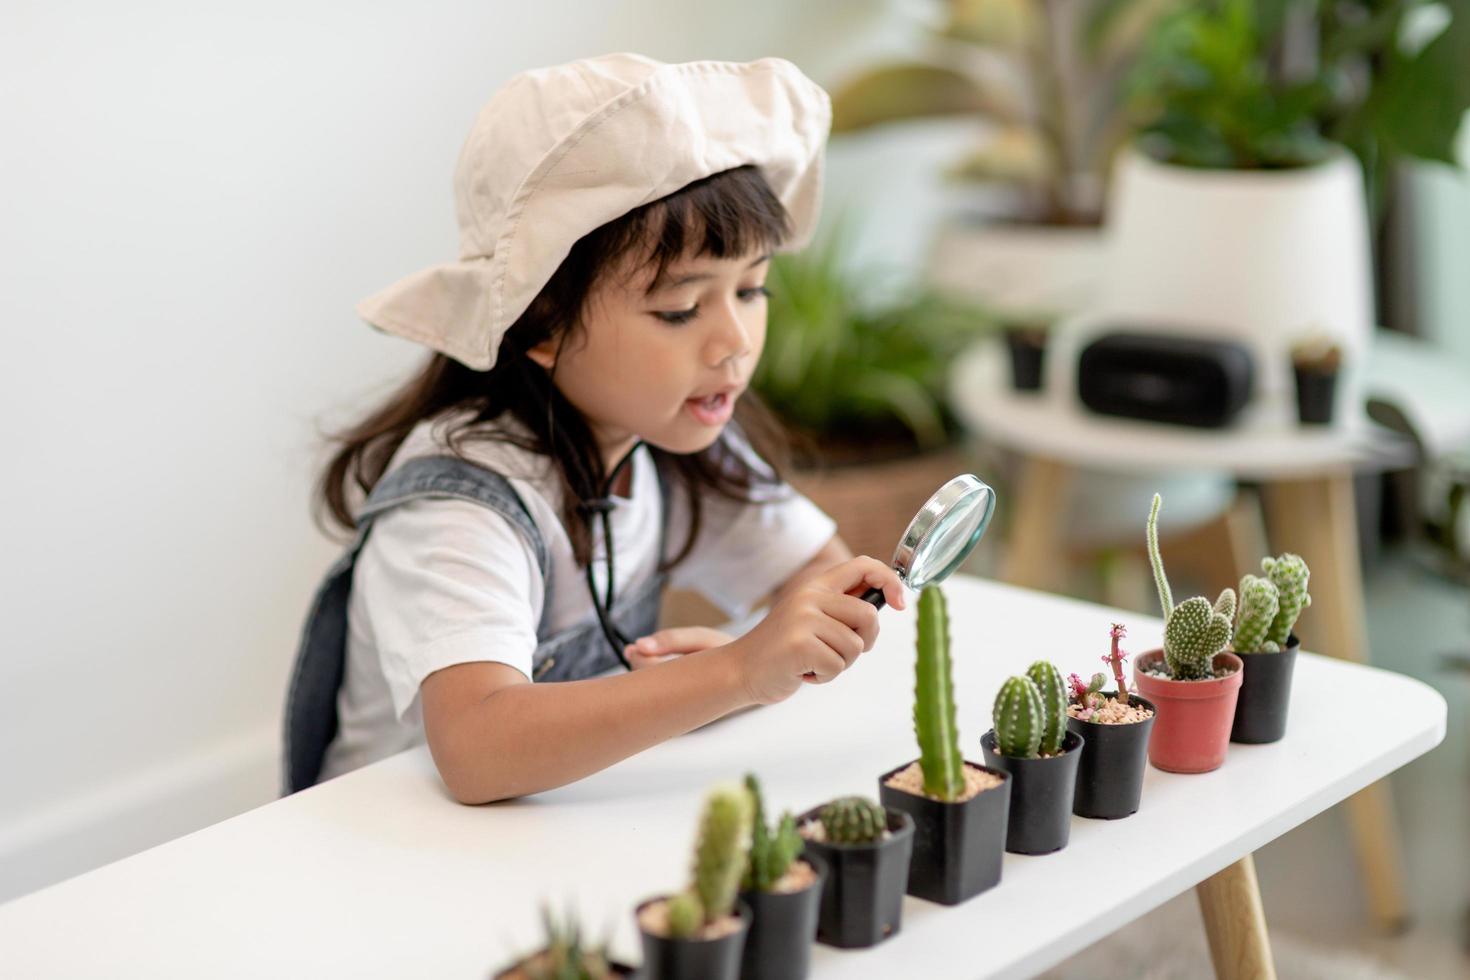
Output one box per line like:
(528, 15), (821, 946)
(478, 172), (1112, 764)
(530, 246), (772, 470)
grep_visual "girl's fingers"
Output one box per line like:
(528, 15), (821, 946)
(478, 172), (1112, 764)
(817, 592), (881, 650)
(801, 646), (849, 684)
(811, 556), (906, 610)
(629, 626), (734, 656)
(813, 617), (864, 668)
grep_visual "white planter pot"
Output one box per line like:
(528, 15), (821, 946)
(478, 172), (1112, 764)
(927, 217), (1107, 319)
(1089, 146), (1373, 430)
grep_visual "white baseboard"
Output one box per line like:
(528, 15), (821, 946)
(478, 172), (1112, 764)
(0, 724), (281, 906)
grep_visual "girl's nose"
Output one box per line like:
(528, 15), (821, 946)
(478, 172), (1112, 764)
(705, 302), (752, 367)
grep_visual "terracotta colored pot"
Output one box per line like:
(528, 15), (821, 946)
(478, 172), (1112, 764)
(1132, 649), (1243, 774)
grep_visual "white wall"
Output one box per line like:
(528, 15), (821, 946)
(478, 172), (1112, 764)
(0, 0), (974, 902)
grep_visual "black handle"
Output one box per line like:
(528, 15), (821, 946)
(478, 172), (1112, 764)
(859, 586), (887, 610)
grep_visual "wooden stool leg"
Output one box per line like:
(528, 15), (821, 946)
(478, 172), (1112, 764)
(1001, 456), (1073, 591)
(1261, 473), (1411, 932)
(1197, 854), (1276, 980)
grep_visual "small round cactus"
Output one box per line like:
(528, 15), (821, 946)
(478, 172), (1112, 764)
(819, 796), (887, 845)
(664, 891), (704, 940)
(993, 674), (1043, 758)
(1025, 660), (1068, 755)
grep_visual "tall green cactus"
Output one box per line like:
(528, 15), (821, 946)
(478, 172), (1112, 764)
(993, 675), (1043, 758)
(819, 796), (887, 844)
(1148, 493), (1235, 680)
(1025, 660), (1068, 755)
(914, 586), (964, 801)
(1234, 573), (1281, 653)
(666, 783), (753, 937)
(743, 773), (803, 892)
(1261, 553), (1311, 647)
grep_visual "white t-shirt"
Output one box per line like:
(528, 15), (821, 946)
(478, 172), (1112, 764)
(318, 410), (837, 781)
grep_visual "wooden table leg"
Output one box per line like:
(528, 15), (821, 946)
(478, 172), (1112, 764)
(1261, 473), (1411, 932)
(1197, 854), (1276, 980)
(1001, 455), (1073, 591)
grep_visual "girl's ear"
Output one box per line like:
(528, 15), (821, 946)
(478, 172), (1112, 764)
(525, 340), (556, 371)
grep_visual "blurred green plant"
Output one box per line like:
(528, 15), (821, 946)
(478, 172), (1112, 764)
(752, 217), (994, 456)
(828, 0), (1180, 225)
(1126, 0), (1470, 208)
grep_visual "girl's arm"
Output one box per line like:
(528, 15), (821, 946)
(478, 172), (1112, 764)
(420, 555), (903, 804)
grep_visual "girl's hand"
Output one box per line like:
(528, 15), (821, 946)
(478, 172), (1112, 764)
(624, 626), (735, 670)
(729, 556), (906, 705)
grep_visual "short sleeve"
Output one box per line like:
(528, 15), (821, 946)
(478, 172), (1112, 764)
(667, 434), (837, 620)
(351, 496), (543, 720)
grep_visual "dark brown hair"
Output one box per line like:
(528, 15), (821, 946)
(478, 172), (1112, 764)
(316, 165), (796, 571)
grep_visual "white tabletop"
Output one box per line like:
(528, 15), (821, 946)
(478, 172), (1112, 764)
(0, 576), (1445, 980)
(950, 341), (1414, 478)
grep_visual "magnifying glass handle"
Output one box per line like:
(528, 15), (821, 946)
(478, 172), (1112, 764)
(858, 586), (887, 610)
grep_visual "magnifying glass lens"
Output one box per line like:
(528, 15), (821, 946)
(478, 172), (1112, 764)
(907, 492), (991, 590)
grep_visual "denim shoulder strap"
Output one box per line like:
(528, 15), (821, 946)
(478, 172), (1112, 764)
(281, 454), (549, 795)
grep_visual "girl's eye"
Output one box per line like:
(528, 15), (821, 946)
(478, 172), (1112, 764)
(651, 286), (770, 326)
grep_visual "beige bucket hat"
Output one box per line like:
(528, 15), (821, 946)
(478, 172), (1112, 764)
(355, 53), (832, 371)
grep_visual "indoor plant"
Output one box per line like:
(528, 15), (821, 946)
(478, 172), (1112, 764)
(636, 784), (754, 980)
(1290, 335), (1343, 425)
(796, 796), (914, 949)
(738, 773), (827, 980)
(979, 659), (1084, 854)
(495, 906), (634, 979)
(1133, 493), (1244, 773)
(1231, 554), (1312, 744)
(878, 585), (1009, 905)
(1065, 622), (1156, 819)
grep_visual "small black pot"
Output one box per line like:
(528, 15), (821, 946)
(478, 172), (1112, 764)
(1293, 366), (1338, 425)
(1005, 329), (1047, 391)
(738, 851), (827, 980)
(1066, 694), (1156, 820)
(495, 953), (636, 978)
(636, 898), (751, 980)
(877, 760), (1009, 905)
(1231, 635), (1300, 744)
(796, 806), (914, 949)
(979, 729), (1083, 854)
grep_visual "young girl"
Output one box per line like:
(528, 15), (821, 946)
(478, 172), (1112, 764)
(284, 53), (906, 803)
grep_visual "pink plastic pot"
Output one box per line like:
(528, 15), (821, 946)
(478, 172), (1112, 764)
(1133, 649), (1244, 774)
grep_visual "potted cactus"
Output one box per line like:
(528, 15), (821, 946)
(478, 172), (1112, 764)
(1290, 335), (1343, 425)
(878, 586), (1010, 905)
(495, 906), (635, 979)
(796, 796), (914, 949)
(1065, 624), (1157, 820)
(979, 660), (1085, 855)
(1231, 554), (1312, 744)
(636, 784), (754, 980)
(737, 773), (827, 980)
(1133, 493), (1245, 773)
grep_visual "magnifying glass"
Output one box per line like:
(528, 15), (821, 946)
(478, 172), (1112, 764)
(858, 474), (997, 609)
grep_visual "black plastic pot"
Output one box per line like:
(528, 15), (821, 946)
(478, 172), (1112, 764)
(979, 729), (1083, 854)
(1231, 635), (1300, 744)
(796, 806), (914, 949)
(1293, 366), (1338, 425)
(1005, 329), (1047, 391)
(636, 898), (751, 980)
(1066, 694), (1156, 820)
(737, 851), (827, 980)
(495, 953), (635, 978)
(877, 760), (1009, 905)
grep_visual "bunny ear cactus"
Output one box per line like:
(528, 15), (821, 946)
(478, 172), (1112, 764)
(743, 773), (803, 893)
(1261, 553), (1311, 647)
(993, 675), (1043, 758)
(666, 783), (753, 938)
(914, 586), (965, 801)
(819, 796), (888, 845)
(1025, 660), (1068, 755)
(1234, 573), (1281, 652)
(1148, 493), (1235, 680)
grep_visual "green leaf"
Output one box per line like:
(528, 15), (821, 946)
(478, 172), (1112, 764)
(830, 63), (1004, 133)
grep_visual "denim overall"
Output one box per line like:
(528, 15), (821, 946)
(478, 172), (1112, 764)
(282, 452), (673, 795)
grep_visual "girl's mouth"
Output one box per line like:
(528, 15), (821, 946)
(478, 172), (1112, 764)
(684, 390), (735, 426)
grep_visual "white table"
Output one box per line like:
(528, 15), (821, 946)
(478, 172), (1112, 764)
(0, 577), (1444, 979)
(950, 339), (1420, 931)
